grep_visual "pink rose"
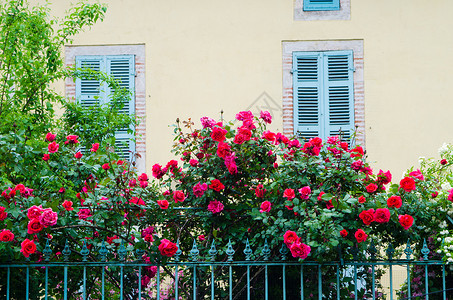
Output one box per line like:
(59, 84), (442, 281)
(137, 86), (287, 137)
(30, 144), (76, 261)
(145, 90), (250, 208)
(262, 130), (276, 142)
(408, 169), (424, 181)
(235, 111), (253, 121)
(48, 141), (59, 153)
(27, 205), (43, 220)
(157, 200), (169, 209)
(173, 191), (186, 203)
(64, 135), (79, 145)
(42, 154), (50, 161)
(0, 229), (14, 242)
(158, 239), (178, 257)
(211, 126), (228, 142)
(283, 189), (295, 200)
(45, 132), (56, 142)
(260, 110), (272, 124)
(102, 163), (110, 170)
(39, 208), (58, 227)
(448, 189), (453, 202)
(140, 181), (148, 188)
(0, 206), (7, 221)
(193, 182), (208, 197)
(260, 201), (272, 213)
(90, 143), (100, 152)
(283, 230), (298, 247)
(27, 219), (44, 234)
(200, 116), (216, 128)
(78, 208), (92, 220)
(298, 186), (311, 200)
(138, 173), (149, 181)
(207, 200), (224, 214)
(290, 242), (311, 259)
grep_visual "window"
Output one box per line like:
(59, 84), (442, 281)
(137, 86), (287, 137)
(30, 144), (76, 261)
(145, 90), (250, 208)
(75, 55), (135, 160)
(65, 45), (146, 171)
(294, 0), (350, 21)
(293, 50), (354, 142)
(282, 40), (364, 146)
(303, 0), (340, 11)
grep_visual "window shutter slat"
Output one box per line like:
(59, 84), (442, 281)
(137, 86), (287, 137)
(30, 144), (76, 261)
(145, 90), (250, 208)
(293, 52), (322, 140)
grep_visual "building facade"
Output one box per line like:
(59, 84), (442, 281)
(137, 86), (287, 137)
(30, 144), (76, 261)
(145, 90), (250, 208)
(41, 0), (453, 176)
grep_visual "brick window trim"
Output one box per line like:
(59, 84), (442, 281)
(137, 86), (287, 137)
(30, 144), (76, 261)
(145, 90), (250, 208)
(65, 44), (146, 172)
(282, 39), (364, 147)
(294, 0), (350, 21)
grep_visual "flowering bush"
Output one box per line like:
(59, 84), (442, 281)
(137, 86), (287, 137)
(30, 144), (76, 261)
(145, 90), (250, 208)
(1, 110), (453, 299)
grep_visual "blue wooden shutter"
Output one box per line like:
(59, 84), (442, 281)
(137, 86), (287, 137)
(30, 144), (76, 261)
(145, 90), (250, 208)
(293, 52), (323, 140)
(324, 50), (354, 143)
(303, 0), (340, 11)
(106, 55), (135, 161)
(75, 56), (105, 107)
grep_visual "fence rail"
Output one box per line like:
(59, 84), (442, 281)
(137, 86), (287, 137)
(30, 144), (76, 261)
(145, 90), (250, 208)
(0, 238), (451, 300)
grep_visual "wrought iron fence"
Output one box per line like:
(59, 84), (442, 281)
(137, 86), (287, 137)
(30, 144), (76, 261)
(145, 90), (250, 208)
(0, 238), (451, 300)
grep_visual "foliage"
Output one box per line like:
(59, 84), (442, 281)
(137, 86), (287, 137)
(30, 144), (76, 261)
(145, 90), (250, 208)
(0, 0), (106, 136)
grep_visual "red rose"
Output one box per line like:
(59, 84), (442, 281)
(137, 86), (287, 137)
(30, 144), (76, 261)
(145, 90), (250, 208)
(45, 132), (56, 142)
(90, 143), (100, 152)
(211, 126), (228, 142)
(64, 135), (79, 145)
(298, 186), (311, 200)
(432, 191), (439, 198)
(198, 234), (206, 242)
(74, 152), (83, 159)
(140, 181), (148, 188)
(259, 201), (271, 213)
(0, 206), (7, 221)
(62, 200), (74, 211)
(48, 141), (59, 153)
(233, 134), (246, 145)
(283, 189), (295, 200)
(366, 183), (378, 193)
(173, 190), (186, 203)
(408, 169), (424, 181)
(340, 229), (348, 237)
(448, 189), (453, 202)
(400, 177), (416, 192)
(359, 209), (375, 226)
(42, 154), (50, 161)
(290, 242), (311, 259)
(255, 184), (266, 198)
(355, 229), (368, 243)
(157, 200), (169, 209)
(441, 159), (448, 165)
(27, 205), (43, 220)
(374, 208), (390, 223)
(350, 146), (364, 158)
(399, 215), (414, 230)
(283, 230), (298, 247)
(377, 170), (392, 185)
(216, 142), (231, 158)
(209, 179), (225, 192)
(387, 195), (402, 209)
(27, 219), (44, 234)
(158, 239), (178, 257)
(0, 229), (14, 242)
(138, 173), (149, 181)
(358, 196), (366, 204)
(102, 163), (110, 170)
(20, 239), (37, 257)
(262, 130), (276, 142)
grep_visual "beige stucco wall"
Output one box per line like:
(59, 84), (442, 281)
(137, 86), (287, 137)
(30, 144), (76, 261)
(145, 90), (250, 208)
(35, 0), (453, 178)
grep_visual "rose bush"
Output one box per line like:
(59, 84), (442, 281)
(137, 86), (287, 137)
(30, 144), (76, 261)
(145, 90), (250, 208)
(1, 110), (453, 299)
